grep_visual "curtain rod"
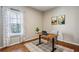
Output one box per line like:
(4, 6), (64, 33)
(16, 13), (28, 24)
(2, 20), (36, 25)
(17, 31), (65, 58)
(10, 8), (20, 12)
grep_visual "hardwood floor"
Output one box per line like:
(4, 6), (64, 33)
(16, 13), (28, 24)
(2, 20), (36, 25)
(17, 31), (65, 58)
(0, 42), (29, 52)
(0, 39), (37, 52)
(0, 38), (79, 52)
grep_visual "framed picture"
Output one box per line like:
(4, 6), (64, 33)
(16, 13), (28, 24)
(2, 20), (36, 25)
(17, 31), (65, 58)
(51, 15), (65, 25)
(57, 15), (65, 25)
(51, 16), (58, 25)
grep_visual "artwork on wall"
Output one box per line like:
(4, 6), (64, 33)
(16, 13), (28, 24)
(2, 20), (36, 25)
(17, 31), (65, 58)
(51, 15), (65, 25)
(51, 16), (58, 25)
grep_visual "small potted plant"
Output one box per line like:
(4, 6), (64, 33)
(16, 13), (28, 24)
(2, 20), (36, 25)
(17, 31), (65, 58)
(35, 27), (40, 34)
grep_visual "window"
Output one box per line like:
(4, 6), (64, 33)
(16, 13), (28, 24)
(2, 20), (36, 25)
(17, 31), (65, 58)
(8, 8), (23, 36)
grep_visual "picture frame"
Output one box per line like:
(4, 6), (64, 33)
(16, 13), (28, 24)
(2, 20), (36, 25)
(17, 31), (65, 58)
(51, 15), (65, 25)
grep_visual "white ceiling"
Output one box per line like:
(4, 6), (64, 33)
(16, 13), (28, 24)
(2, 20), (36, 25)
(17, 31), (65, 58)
(30, 6), (56, 11)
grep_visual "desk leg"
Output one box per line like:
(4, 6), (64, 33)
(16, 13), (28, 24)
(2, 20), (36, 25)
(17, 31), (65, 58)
(36, 35), (43, 46)
(51, 38), (56, 52)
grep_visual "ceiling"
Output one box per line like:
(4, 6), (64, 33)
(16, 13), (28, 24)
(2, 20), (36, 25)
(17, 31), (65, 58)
(30, 6), (56, 11)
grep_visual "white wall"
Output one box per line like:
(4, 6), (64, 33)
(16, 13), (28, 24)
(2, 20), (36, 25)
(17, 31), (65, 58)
(43, 7), (79, 44)
(23, 7), (43, 40)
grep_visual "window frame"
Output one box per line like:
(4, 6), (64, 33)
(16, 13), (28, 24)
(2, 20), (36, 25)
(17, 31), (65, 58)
(8, 9), (23, 36)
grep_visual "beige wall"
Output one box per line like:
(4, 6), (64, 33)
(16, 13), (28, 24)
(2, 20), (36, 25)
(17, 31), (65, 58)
(23, 7), (43, 40)
(43, 6), (79, 44)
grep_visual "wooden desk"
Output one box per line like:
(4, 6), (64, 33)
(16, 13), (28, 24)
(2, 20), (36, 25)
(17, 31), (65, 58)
(36, 33), (57, 52)
(47, 34), (57, 52)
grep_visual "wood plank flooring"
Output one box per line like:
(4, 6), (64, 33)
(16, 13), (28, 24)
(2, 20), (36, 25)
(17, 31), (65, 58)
(0, 38), (79, 52)
(0, 42), (29, 52)
(0, 39), (38, 52)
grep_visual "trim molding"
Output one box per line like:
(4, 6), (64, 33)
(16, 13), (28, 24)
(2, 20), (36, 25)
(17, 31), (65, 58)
(57, 40), (79, 52)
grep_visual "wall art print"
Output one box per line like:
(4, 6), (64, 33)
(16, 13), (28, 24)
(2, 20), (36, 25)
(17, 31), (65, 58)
(51, 15), (65, 25)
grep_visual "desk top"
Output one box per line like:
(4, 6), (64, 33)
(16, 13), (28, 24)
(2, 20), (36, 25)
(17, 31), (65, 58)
(38, 32), (57, 39)
(46, 34), (57, 39)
